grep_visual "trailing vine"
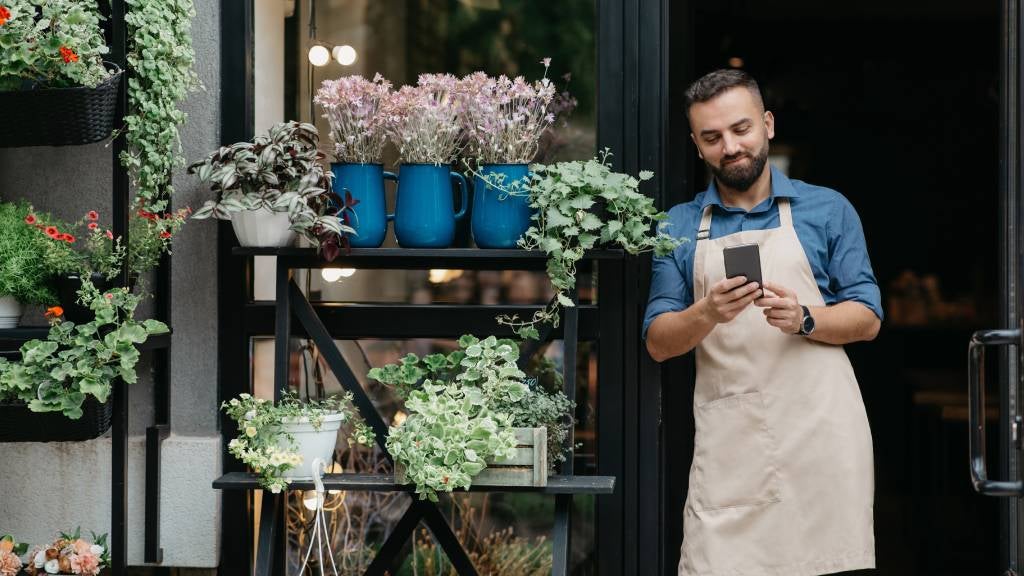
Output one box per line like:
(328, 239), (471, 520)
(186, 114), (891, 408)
(120, 0), (200, 212)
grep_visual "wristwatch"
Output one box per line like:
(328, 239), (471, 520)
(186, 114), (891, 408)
(797, 305), (815, 336)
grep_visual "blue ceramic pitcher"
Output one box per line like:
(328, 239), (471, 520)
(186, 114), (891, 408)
(471, 164), (533, 248)
(331, 163), (398, 247)
(393, 163), (468, 248)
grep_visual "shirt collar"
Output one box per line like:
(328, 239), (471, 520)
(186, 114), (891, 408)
(700, 164), (800, 212)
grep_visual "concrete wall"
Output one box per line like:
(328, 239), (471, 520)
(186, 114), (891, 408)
(0, 0), (223, 569)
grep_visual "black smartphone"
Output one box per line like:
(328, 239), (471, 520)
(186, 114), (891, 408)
(723, 243), (763, 288)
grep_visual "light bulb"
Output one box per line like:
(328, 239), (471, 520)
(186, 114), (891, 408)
(308, 45), (331, 67)
(321, 268), (344, 282)
(302, 490), (323, 511)
(339, 268), (356, 278)
(332, 45), (357, 66)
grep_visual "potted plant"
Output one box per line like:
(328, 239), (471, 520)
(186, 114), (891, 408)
(0, 202), (61, 328)
(497, 150), (685, 340)
(221, 391), (374, 493)
(458, 59), (565, 248)
(0, 277), (168, 439)
(22, 528), (108, 576)
(30, 206), (187, 323)
(315, 73), (395, 247)
(190, 121), (353, 257)
(0, 0), (121, 147)
(382, 74), (468, 248)
(370, 335), (575, 501)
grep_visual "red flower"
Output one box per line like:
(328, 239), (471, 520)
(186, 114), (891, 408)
(159, 231), (171, 239)
(62, 233), (75, 243)
(104, 293), (114, 300)
(45, 226), (59, 238)
(0, 6), (10, 26)
(86, 210), (99, 221)
(24, 214), (36, 225)
(87, 222), (98, 230)
(137, 209), (157, 221)
(44, 306), (64, 318)
(59, 46), (78, 64)
(105, 230), (114, 240)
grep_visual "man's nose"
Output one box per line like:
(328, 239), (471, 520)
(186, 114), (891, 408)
(722, 134), (742, 156)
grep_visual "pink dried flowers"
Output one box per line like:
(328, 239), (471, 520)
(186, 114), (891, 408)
(314, 73), (392, 164)
(381, 73), (465, 165)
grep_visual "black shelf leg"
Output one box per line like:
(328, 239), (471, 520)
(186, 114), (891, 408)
(421, 503), (479, 576)
(274, 263), (292, 401)
(365, 498), (425, 576)
(255, 492), (282, 576)
(553, 494), (573, 576)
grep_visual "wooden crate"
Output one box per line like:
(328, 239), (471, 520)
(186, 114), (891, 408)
(395, 427), (547, 488)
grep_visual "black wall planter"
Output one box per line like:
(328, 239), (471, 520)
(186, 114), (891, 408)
(0, 65), (122, 148)
(0, 396), (112, 442)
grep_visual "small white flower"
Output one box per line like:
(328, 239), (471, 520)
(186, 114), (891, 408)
(229, 399), (240, 406)
(244, 410), (256, 421)
(45, 558), (60, 574)
(34, 550), (46, 568)
(90, 544), (104, 556)
(239, 393), (251, 399)
(245, 426), (257, 438)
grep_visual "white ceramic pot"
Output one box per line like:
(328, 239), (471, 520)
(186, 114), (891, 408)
(279, 412), (345, 479)
(0, 295), (22, 329)
(230, 207), (297, 247)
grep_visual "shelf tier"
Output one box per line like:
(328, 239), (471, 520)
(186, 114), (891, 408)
(213, 472), (615, 495)
(0, 329), (171, 353)
(232, 247), (625, 270)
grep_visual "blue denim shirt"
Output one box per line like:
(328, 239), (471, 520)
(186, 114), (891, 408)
(642, 166), (883, 340)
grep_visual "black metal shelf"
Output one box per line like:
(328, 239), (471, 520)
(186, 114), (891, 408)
(232, 246), (625, 270)
(213, 472), (615, 494)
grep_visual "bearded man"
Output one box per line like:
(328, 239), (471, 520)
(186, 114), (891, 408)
(644, 69), (882, 576)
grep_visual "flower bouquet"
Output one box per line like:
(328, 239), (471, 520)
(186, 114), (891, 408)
(0, 535), (27, 576)
(222, 392), (375, 493)
(456, 60), (570, 248)
(314, 73), (394, 247)
(381, 74), (469, 247)
(22, 529), (108, 576)
(0, 0), (121, 146)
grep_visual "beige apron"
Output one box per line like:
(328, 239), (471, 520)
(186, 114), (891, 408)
(679, 198), (875, 576)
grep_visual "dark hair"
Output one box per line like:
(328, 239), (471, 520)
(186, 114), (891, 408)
(684, 69), (764, 117)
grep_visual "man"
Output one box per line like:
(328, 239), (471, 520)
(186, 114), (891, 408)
(643, 69), (882, 576)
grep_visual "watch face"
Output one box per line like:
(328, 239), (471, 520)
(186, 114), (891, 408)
(802, 310), (815, 334)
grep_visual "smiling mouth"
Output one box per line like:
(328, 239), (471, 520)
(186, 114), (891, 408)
(722, 156), (748, 166)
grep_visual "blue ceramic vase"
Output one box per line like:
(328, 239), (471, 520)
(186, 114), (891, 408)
(471, 163), (532, 248)
(393, 163), (469, 248)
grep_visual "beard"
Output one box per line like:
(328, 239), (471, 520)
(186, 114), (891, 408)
(708, 139), (769, 191)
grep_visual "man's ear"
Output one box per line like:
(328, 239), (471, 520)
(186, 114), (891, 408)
(689, 132), (704, 160)
(764, 111), (776, 140)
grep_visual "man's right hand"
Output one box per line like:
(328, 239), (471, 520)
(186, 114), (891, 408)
(700, 276), (761, 324)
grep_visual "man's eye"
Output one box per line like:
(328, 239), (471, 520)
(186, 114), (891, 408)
(705, 136), (719, 144)
(735, 126), (750, 134)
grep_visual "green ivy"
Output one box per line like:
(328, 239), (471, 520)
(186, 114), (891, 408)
(121, 0), (200, 212)
(499, 149), (686, 340)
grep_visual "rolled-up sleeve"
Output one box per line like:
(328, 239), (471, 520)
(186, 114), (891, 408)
(643, 249), (689, 340)
(827, 196), (883, 320)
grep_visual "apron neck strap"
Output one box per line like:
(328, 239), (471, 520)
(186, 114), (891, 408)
(697, 206), (713, 241)
(778, 197), (792, 227)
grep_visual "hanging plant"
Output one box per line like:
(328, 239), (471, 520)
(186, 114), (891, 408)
(120, 0), (201, 212)
(497, 149), (685, 340)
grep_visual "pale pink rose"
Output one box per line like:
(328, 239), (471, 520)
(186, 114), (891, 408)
(69, 551), (101, 576)
(0, 551), (23, 576)
(72, 540), (90, 555)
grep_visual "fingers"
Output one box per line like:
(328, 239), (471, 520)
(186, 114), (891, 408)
(762, 308), (791, 320)
(714, 275), (749, 294)
(762, 282), (792, 299)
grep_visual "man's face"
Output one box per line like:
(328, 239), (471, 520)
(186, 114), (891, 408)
(688, 87), (775, 192)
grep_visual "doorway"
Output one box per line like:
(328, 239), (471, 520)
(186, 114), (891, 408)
(666, 1), (1003, 573)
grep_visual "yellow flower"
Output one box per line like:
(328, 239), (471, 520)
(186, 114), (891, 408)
(245, 426), (257, 438)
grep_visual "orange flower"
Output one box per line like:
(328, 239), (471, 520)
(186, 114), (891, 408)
(44, 306), (64, 318)
(0, 6), (10, 27)
(59, 46), (78, 64)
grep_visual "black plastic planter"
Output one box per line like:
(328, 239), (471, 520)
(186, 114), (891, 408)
(0, 396), (112, 442)
(53, 273), (114, 324)
(0, 65), (122, 148)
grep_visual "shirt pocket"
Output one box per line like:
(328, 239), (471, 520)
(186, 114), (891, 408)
(692, 391), (782, 511)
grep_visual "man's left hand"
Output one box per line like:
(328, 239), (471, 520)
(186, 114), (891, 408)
(755, 281), (803, 334)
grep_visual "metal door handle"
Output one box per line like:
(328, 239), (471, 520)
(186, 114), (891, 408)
(969, 328), (1023, 496)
